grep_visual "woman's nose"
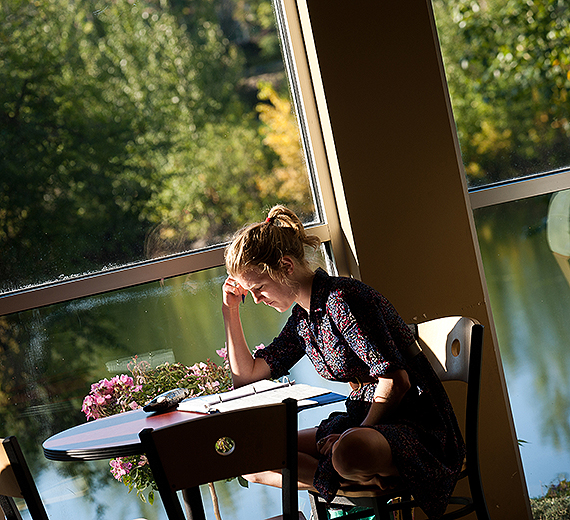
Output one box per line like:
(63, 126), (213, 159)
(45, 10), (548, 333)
(251, 292), (262, 304)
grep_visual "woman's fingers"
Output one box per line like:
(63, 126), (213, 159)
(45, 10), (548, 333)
(223, 277), (245, 305)
(316, 434), (340, 455)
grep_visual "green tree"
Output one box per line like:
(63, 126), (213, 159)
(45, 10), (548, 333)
(433, 0), (570, 186)
(0, 0), (247, 288)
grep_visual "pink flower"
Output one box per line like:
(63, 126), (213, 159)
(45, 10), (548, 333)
(205, 381), (220, 391)
(216, 348), (228, 360)
(118, 374), (134, 386)
(110, 458), (133, 480)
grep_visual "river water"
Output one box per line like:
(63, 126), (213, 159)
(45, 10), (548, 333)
(475, 193), (570, 498)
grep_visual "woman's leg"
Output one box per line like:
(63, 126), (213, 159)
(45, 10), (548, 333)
(331, 427), (399, 489)
(242, 427), (320, 489)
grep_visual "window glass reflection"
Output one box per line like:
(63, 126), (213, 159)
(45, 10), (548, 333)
(474, 192), (570, 496)
(0, 0), (317, 293)
(1, 265), (291, 517)
(433, 0), (570, 188)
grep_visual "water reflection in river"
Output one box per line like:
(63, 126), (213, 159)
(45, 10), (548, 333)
(475, 193), (570, 497)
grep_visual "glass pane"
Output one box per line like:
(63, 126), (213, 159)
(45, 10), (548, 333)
(474, 192), (570, 499)
(0, 0), (318, 293)
(1, 263), (345, 519)
(433, 0), (570, 188)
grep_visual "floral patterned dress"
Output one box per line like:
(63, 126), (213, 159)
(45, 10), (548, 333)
(254, 268), (465, 519)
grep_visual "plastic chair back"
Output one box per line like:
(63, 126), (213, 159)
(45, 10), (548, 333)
(415, 316), (476, 383)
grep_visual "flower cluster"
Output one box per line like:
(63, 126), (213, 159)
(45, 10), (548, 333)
(81, 374), (142, 420)
(82, 352), (232, 503)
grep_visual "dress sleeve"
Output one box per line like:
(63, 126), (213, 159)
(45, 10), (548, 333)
(253, 310), (306, 379)
(327, 288), (412, 378)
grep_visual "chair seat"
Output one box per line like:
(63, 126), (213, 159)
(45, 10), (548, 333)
(308, 483), (408, 500)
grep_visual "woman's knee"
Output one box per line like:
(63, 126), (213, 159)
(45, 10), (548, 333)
(331, 428), (369, 476)
(331, 427), (395, 479)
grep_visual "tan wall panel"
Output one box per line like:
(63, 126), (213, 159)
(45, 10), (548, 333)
(302, 0), (531, 517)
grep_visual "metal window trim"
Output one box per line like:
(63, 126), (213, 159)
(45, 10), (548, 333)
(469, 168), (570, 209)
(274, 0), (359, 279)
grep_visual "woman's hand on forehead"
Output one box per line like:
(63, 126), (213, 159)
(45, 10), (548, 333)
(222, 277), (246, 306)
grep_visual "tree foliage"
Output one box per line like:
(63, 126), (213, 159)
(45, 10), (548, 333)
(0, 0), (312, 290)
(433, 0), (570, 186)
(256, 82), (312, 212)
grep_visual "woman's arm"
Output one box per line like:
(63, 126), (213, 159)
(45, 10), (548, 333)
(326, 292), (413, 426)
(361, 369), (411, 426)
(222, 278), (271, 388)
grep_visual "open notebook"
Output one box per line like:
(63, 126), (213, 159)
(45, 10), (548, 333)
(178, 379), (335, 414)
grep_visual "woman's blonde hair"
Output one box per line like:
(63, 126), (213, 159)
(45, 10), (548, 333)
(225, 205), (321, 284)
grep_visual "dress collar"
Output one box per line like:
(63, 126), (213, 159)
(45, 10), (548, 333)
(309, 268), (331, 315)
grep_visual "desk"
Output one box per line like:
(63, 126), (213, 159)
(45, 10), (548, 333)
(43, 392), (345, 461)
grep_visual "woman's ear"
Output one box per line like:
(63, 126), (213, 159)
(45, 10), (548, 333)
(281, 256), (295, 275)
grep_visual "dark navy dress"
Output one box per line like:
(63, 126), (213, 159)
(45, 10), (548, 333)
(254, 269), (465, 519)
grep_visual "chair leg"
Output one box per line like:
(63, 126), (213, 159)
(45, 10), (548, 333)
(182, 487), (206, 520)
(398, 494), (414, 520)
(0, 495), (24, 520)
(283, 399), (299, 520)
(308, 491), (328, 520)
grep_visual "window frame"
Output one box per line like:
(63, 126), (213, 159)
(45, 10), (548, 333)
(469, 167), (570, 210)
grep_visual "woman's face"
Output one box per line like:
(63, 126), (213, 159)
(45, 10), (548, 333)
(235, 269), (297, 313)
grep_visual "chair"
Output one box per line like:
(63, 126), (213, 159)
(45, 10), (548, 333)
(139, 398), (301, 520)
(0, 436), (49, 520)
(308, 316), (491, 520)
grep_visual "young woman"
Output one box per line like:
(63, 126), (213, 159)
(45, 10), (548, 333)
(221, 205), (465, 519)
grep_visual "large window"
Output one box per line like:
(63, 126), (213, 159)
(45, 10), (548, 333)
(474, 194), (570, 498)
(434, 0), (570, 503)
(0, 1), (345, 518)
(1, 266), (345, 519)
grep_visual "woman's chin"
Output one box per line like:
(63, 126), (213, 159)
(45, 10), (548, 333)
(267, 301), (292, 313)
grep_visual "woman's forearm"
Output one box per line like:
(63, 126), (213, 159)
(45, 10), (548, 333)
(223, 304), (270, 387)
(361, 369), (411, 426)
